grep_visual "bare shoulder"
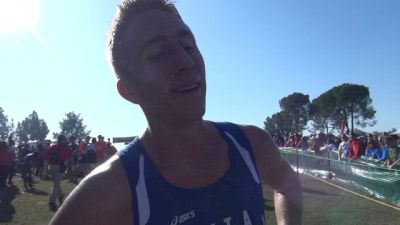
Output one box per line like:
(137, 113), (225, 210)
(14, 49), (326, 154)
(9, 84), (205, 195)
(238, 124), (279, 159)
(239, 125), (303, 222)
(237, 124), (282, 185)
(49, 155), (133, 225)
(238, 124), (276, 149)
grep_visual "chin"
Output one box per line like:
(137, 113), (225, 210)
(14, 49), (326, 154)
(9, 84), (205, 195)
(174, 105), (206, 124)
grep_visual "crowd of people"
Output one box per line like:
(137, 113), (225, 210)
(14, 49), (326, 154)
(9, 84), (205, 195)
(0, 134), (118, 211)
(272, 131), (400, 169)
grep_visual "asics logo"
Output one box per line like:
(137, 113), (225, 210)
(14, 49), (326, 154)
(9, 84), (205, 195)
(170, 210), (196, 225)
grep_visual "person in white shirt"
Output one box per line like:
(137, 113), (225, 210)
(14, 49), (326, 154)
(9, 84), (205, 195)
(338, 135), (350, 160)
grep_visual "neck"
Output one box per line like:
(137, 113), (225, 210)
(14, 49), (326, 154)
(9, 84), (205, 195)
(142, 120), (221, 169)
(143, 118), (207, 151)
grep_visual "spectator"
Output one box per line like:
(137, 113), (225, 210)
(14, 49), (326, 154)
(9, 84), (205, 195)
(349, 133), (362, 160)
(18, 144), (31, 164)
(7, 138), (16, 185)
(338, 135), (350, 160)
(35, 142), (45, 177)
(77, 136), (91, 178)
(68, 136), (78, 184)
(276, 133), (285, 147)
(388, 135), (399, 162)
(0, 141), (11, 190)
(95, 135), (106, 165)
(320, 138), (337, 152)
(376, 137), (390, 165)
(105, 142), (117, 159)
(86, 138), (97, 171)
(296, 136), (309, 151)
(312, 133), (326, 155)
(44, 135), (72, 212)
(20, 152), (39, 190)
(364, 135), (381, 159)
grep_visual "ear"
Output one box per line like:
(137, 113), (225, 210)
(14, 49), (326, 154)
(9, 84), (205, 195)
(117, 80), (139, 104)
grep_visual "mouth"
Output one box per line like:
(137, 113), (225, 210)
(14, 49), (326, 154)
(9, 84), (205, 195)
(172, 83), (201, 94)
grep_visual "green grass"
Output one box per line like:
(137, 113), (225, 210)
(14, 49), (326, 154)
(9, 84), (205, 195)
(0, 175), (76, 225)
(1, 173), (400, 224)
(264, 174), (400, 225)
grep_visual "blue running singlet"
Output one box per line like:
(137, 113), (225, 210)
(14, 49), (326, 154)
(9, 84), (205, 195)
(118, 122), (266, 225)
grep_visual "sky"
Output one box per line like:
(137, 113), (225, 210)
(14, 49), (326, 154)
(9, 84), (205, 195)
(0, 0), (399, 143)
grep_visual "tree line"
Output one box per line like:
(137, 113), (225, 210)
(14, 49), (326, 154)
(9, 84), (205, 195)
(0, 83), (379, 142)
(264, 83), (377, 135)
(0, 109), (90, 142)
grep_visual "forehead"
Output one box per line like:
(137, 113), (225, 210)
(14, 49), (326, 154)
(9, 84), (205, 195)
(123, 9), (192, 51)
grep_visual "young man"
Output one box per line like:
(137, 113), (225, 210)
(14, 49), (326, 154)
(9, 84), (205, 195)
(0, 141), (11, 190)
(44, 135), (72, 212)
(20, 151), (39, 190)
(68, 136), (79, 183)
(95, 135), (107, 165)
(6, 138), (16, 185)
(338, 134), (350, 160)
(50, 0), (302, 224)
(76, 137), (90, 177)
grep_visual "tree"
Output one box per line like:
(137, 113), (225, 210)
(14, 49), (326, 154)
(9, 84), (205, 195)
(16, 111), (49, 142)
(310, 90), (340, 134)
(334, 84), (376, 133)
(310, 83), (376, 134)
(0, 107), (11, 140)
(264, 111), (291, 134)
(16, 122), (29, 142)
(54, 112), (90, 139)
(279, 92), (311, 133)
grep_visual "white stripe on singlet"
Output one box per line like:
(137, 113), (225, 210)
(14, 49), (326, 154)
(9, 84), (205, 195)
(135, 155), (150, 225)
(224, 132), (261, 184)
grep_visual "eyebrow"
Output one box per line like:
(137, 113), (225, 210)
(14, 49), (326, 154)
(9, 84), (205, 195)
(144, 28), (194, 47)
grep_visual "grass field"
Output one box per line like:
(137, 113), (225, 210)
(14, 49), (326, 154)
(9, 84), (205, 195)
(0, 173), (399, 225)
(264, 174), (400, 225)
(0, 175), (76, 225)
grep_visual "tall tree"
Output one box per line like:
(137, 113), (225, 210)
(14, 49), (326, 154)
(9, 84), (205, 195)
(16, 111), (49, 142)
(279, 92), (311, 133)
(54, 112), (90, 139)
(16, 122), (29, 142)
(0, 107), (11, 140)
(264, 111), (291, 134)
(311, 83), (376, 134)
(310, 90), (340, 134)
(334, 83), (376, 133)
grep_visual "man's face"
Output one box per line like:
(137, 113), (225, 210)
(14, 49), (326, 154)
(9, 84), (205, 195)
(120, 9), (206, 123)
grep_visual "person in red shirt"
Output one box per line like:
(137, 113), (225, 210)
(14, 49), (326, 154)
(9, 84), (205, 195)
(95, 135), (107, 165)
(44, 135), (72, 212)
(349, 133), (362, 160)
(0, 141), (11, 190)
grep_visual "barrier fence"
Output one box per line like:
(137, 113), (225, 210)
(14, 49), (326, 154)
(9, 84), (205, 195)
(280, 147), (400, 207)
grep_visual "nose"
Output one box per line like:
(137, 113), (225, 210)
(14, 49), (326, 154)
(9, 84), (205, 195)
(173, 46), (195, 74)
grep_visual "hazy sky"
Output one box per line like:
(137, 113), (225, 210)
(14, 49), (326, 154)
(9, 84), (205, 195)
(1, 0), (399, 142)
